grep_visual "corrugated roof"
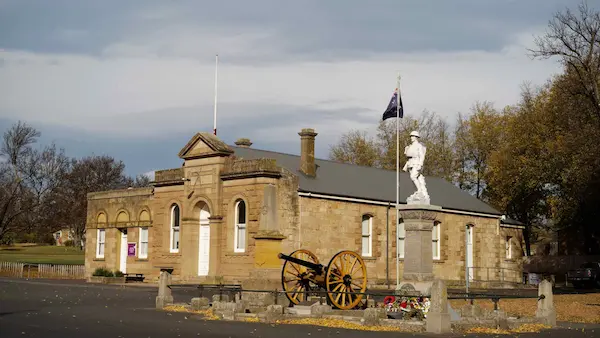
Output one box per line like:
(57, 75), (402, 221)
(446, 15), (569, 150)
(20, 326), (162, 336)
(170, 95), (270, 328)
(230, 146), (502, 216)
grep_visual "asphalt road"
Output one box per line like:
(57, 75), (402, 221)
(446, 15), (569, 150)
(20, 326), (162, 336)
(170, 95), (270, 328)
(0, 277), (598, 338)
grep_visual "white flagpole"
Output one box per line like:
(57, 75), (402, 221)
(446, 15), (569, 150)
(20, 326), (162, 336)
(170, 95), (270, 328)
(395, 72), (400, 289)
(213, 54), (218, 136)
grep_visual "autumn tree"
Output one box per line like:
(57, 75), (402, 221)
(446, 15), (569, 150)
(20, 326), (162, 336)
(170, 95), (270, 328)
(330, 110), (455, 180)
(328, 130), (380, 167)
(453, 101), (506, 200)
(527, 1), (600, 254)
(486, 84), (556, 256)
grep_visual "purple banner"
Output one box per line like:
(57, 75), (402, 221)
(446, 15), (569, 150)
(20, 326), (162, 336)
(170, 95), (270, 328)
(128, 243), (136, 256)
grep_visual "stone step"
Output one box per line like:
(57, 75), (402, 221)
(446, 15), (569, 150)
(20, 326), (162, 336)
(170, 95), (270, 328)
(287, 305), (312, 315)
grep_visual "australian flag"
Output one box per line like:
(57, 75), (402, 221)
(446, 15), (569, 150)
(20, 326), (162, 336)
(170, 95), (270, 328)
(382, 89), (403, 120)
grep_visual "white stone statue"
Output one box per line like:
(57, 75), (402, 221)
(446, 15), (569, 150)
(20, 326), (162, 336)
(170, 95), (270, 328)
(402, 131), (430, 205)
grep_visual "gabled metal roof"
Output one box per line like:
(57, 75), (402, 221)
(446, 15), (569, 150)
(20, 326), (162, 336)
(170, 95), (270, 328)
(230, 146), (502, 216)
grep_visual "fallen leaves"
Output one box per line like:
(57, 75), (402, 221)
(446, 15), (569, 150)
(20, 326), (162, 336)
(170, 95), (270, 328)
(450, 293), (600, 324)
(466, 323), (551, 335)
(162, 305), (219, 320)
(243, 317), (260, 323)
(275, 318), (413, 332)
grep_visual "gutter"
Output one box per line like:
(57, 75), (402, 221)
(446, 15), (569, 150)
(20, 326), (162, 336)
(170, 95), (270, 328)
(297, 191), (504, 220)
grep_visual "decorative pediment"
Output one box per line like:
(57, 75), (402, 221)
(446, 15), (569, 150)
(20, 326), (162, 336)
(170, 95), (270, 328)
(178, 132), (234, 160)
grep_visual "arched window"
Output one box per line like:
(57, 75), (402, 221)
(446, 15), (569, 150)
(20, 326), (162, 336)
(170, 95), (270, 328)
(170, 204), (180, 253)
(432, 221), (441, 260)
(234, 200), (246, 253)
(361, 215), (373, 257)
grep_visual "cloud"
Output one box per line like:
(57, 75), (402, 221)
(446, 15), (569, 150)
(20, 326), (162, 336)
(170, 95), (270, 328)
(0, 0), (574, 176)
(0, 27), (562, 137)
(0, 0), (573, 59)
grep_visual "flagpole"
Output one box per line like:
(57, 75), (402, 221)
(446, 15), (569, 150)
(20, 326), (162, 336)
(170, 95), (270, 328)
(213, 54), (218, 136)
(395, 72), (400, 290)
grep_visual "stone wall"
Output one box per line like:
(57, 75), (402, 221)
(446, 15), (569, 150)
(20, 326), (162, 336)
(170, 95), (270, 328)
(85, 187), (154, 277)
(296, 196), (524, 287)
(297, 196), (393, 285)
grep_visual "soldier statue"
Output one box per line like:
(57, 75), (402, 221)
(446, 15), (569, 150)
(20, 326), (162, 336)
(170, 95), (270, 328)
(402, 131), (430, 204)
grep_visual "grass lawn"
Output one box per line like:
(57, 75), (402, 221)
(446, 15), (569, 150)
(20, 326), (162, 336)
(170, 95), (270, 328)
(0, 244), (84, 265)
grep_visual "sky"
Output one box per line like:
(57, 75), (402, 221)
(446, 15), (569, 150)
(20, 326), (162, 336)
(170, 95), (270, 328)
(0, 0), (584, 177)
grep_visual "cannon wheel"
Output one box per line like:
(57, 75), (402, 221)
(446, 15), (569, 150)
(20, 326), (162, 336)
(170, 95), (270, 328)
(325, 250), (367, 310)
(281, 249), (320, 305)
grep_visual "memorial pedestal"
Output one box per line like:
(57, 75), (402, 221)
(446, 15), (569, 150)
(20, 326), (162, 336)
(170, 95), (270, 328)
(396, 204), (441, 295)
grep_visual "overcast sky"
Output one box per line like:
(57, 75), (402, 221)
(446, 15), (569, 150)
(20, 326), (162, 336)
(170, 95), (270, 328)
(0, 0), (583, 177)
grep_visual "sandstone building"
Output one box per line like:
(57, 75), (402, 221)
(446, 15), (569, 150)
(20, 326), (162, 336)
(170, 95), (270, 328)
(85, 129), (524, 289)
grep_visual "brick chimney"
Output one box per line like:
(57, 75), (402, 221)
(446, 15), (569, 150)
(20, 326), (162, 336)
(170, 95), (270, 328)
(298, 128), (318, 177)
(234, 138), (252, 148)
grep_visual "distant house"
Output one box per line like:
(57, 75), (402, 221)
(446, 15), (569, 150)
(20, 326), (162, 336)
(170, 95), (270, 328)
(54, 228), (73, 246)
(84, 128), (525, 288)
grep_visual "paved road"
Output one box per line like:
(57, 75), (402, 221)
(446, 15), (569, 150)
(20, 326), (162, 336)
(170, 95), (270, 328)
(0, 278), (598, 338)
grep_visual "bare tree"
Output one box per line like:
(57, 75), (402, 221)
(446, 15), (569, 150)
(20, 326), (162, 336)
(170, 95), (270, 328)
(0, 122), (69, 243)
(58, 155), (131, 249)
(529, 1), (600, 121)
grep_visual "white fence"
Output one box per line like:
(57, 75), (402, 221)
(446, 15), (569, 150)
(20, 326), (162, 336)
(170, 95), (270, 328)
(0, 261), (85, 279)
(0, 261), (23, 277)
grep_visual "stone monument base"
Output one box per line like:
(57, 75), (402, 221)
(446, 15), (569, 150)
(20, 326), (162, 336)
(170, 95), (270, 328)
(397, 204), (442, 296)
(396, 281), (433, 295)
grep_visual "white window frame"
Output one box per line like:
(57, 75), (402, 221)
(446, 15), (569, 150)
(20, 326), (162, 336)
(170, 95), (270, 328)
(234, 200), (247, 253)
(170, 204), (180, 253)
(139, 227), (149, 259)
(361, 215), (373, 257)
(398, 219), (405, 259)
(506, 236), (512, 259)
(432, 221), (441, 260)
(96, 228), (105, 259)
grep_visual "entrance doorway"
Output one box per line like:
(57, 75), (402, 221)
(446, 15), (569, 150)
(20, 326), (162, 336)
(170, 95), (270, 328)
(119, 229), (128, 274)
(198, 205), (210, 276)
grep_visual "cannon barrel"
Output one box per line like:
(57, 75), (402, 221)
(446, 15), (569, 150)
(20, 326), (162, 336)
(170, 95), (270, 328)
(278, 252), (324, 273)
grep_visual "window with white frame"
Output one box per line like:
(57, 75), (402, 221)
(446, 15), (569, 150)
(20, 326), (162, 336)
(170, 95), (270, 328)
(234, 200), (246, 252)
(506, 236), (512, 259)
(398, 219), (405, 259)
(96, 229), (105, 259)
(170, 204), (180, 253)
(432, 221), (441, 260)
(361, 215), (373, 257)
(139, 227), (149, 259)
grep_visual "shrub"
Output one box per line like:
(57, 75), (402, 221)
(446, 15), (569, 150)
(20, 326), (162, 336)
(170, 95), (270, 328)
(63, 240), (74, 247)
(92, 267), (113, 277)
(114, 270), (124, 277)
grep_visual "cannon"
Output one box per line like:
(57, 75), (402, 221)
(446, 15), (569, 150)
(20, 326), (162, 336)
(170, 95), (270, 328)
(278, 249), (367, 310)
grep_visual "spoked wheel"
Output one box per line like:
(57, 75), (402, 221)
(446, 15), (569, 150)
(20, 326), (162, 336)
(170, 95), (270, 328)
(281, 249), (320, 305)
(325, 250), (367, 310)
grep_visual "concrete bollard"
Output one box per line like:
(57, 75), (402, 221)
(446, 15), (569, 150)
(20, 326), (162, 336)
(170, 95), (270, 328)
(362, 308), (386, 326)
(155, 270), (174, 309)
(536, 280), (556, 327)
(310, 304), (333, 318)
(426, 279), (451, 334)
(212, 294), (230, 302)
(265, 305), (284, 323)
